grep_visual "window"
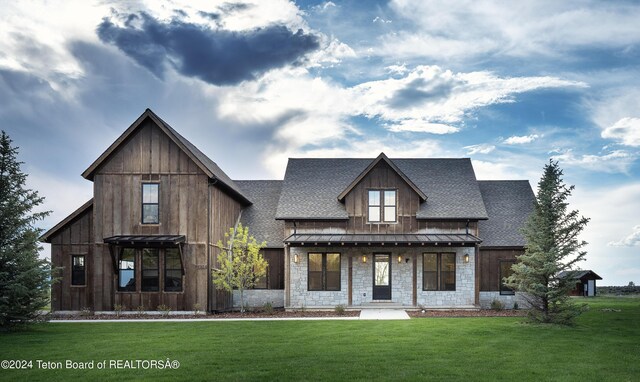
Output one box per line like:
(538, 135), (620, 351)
(142, 183), (159, 224)
(141, 249), (159, 292)
(423, 253), (456, 291)
(308, 253), (341, 291)
(164, 248), (183, 292)
(368, 190), (396, 222)
(118, 249), (136, 291)
(500, 261), (515, 295)
(71, 255), (85, 286)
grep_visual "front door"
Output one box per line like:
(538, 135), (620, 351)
(373, 254), (391, 300)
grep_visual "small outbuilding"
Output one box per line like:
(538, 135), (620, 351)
(558, 270), (603, 297)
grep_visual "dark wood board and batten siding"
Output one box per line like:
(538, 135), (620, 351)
(89, 119), (214, 311)
(479, 248), (523, 291)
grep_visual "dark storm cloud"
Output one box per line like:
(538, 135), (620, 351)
(96, 12), (320, 86)
(387, 77), (458, 109)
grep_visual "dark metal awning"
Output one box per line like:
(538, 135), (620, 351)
(284, 233), (481, 247)
(103, 235), (186, 247)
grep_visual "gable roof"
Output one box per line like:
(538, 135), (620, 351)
(276, 158), (488, 220)
(39, 199), (93, 243)
(477, 180), (536, 247)
(337, 153), (427, 202)
(82, 109), (250, 205)
(236, 180), (284, 248)
(558, 270), (603, 280)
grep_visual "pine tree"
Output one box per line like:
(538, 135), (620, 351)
(506, 160), (590, 325)
(212, 223), (267, 313)
(0, 131), (52, 328)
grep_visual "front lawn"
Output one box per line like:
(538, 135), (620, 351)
(1, 297), (638, 381)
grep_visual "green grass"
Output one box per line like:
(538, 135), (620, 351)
(1, 297), (638, 381)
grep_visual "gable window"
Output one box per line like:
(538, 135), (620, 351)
(71, 255), (86, 286)
(308, 253), (341, 291)
(368, 189), (396, 223)
(500, 261), (515, 295)
(423, 253), (456, 291)
(118, 249), (136, 292)
(142, 183), (159, 224)
(164, 248), (183, 292)
(141, 249), (159, 292)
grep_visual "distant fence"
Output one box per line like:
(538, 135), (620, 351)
(597, 286), (640, 296)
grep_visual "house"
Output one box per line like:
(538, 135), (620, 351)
(41, 109), (536, 312)
(558, 270), (602, 297)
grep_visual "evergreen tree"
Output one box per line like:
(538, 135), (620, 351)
(506, 160), (590, 325)
(0, 131), (52, 328)
(212, 223), (267, 313)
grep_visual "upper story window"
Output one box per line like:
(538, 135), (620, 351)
(142, 183), (159, 224)
(368, 190), (397, 223)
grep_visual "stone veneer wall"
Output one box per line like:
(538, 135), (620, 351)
(479, 291), (530, 309)
(232, 290), (284, 309)
(288, 246), (476, 308)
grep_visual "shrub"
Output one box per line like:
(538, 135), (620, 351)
(136, 305), (146, 314)
(157, 304), (171, 317)
(263, 302), (274, 315)
(490, 299), (505, 311)
(335, 304), (346, 316)
(513, 302), (519, 310)
(193, 303), (202, 315)
(80, 307), (93, 317)
(114, 304), (124, 317)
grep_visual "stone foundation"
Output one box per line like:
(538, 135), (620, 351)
(232, 290), (284, 309)
(479, 291), (530, 309)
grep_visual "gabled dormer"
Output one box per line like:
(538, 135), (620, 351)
(338, 153), (427, 231)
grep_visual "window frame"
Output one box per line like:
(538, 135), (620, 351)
(118, 248), (136, 292)
(164, 248), (183, 292)
(307, 252), (341, 291)
(141, 183), (160, 224)
(422, 252), (457, 291)
(71, 255), (86, 286)
(499, 260), (516, 295)
(367, 189), (397, 223)
(141, 248), (160, 292)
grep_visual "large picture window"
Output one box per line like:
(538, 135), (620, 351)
(500, 261), (515, 295)
(141, 249), (159, 291)
(164, 248), (183, 292)
(142, 183), (159, 224)
(118, 249), (136, 292)
(308, 253), (341, 291)
(423, 253), (456, 291)
(71, 255), (86, 286)
(368, 190), (396, 222)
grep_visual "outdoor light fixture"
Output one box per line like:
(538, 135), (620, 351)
(362, 255), (367, 263)
(398, 255), (402, 264)
(464, 254), (469, 263)
(294, 254), (299, 263)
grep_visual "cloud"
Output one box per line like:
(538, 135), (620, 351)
(385, 120), (459, 134)
(601, 117), (640, 147)
(97, 11), (320, 85)
(552, 149), (637, 173)
(608, 225), (640, 247)
(504, 134), (540, 144)
(464, 144), (496, 155)
(383, 0), (640, 61)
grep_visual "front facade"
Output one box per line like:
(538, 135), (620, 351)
(42, 109), (535, 312)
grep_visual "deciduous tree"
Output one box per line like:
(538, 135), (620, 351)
(212, 223), (267, 313)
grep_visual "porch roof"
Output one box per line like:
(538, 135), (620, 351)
(103, 235), (186, 247)
(284, 233), (481, 247)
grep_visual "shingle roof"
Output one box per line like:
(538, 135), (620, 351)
(82, 109), (250, 205)
(558, 270), (602, 280)
(236, 180), (284, 248)
(275, 157), (488, 220)
(477, 180), (536, 247)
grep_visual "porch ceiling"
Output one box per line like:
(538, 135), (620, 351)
(284, 233), (481, 247)
(103, 235), (186, 246)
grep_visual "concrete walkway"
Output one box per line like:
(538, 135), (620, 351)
(50, 309), (411, 322)
(359, 309), (410, 320)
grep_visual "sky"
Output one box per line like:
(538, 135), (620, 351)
(1, 0), (639, 285)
